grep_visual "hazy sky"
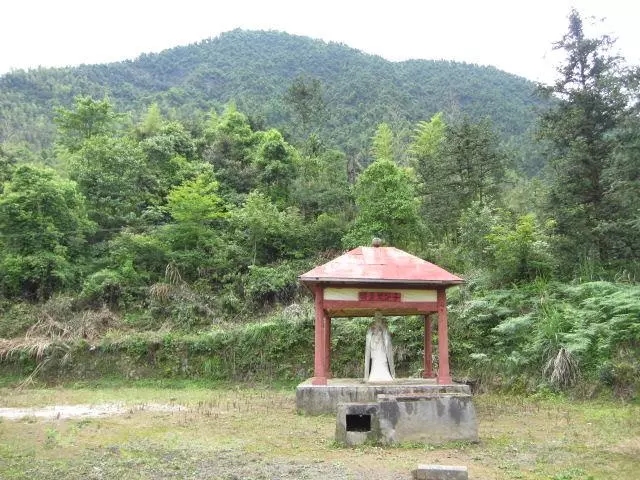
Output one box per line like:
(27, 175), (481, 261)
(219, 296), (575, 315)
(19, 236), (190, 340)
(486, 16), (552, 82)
(2, 0), (639, 82)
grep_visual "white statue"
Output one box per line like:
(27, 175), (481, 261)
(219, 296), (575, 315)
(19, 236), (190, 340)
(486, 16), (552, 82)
(364, 312), (395, 382)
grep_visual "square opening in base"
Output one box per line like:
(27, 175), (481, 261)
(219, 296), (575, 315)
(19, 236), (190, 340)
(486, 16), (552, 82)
(346, 414), (371, 432)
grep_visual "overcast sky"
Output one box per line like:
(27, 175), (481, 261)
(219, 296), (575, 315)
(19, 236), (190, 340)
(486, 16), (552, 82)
(2, 0), (639, 83)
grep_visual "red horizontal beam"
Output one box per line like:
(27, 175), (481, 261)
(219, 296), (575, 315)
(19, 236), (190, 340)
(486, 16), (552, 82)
(322, 300), (438, 314)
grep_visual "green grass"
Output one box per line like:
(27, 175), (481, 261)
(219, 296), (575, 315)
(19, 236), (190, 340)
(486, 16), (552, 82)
(0, 384), (638, 479)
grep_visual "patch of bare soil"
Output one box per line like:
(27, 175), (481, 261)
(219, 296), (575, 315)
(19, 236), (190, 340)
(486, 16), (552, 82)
(0, 403), (185, 420)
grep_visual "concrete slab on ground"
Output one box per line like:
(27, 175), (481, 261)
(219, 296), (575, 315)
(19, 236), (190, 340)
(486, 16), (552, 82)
(413, 464), (469, 480)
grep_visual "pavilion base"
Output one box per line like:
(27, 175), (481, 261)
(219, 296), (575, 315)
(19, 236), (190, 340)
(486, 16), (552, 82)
(296, 377), (471, 415)
(335, 393), (478, 446)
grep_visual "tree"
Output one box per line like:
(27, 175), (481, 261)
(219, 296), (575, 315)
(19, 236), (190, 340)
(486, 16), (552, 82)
(201, 105), (258, 201)
(410, 112), (446, 169)
(485, 213), (556, 284)
(440, 117), (506, 206)
(285, 75), (325, 133)
(410, 113), (447, 237)
(139, 120), (203, 203)
(415, 116), (506, 238)
(371, 123), (395, 163)
(538, 9), (640, 270)
(598, 117), (640, 269)
(136, 103), (164, 138)
(457, 201), (500, 270)
(66, 135), (151, 231)
(291, 147), (352, 219)
(343, 159), (422, 249)
(157, 171), (228, 282)
(166, 172), (226, 225)
(54, 96), (124, 152)
(0, 144), (17, 190)
(252, 129), (298, 205)
(233, 191), (306, 266)
(0, 165), (94, 299)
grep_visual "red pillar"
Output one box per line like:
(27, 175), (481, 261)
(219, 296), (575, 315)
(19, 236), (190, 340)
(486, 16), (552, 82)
(324, 314), (332, 379)
(312, 285), (327, 385)
(423, 314), (434, 378)
(437, 288), (452, 384)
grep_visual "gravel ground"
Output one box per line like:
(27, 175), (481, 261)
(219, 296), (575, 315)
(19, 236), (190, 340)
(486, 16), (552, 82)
(187, 451), (408, 480)
(5, 446), (413, 480)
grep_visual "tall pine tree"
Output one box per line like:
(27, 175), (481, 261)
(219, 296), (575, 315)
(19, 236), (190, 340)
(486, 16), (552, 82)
(538, 9), (640, 272)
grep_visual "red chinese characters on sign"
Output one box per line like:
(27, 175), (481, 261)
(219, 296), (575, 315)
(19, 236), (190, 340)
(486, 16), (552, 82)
(358, 291), (401, 302)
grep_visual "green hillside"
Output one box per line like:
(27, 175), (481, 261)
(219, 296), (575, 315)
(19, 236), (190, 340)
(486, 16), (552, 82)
(0, 29), (542, 167)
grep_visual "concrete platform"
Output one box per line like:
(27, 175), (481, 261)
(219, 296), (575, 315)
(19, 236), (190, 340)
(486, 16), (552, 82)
(296, 378), (471, 415)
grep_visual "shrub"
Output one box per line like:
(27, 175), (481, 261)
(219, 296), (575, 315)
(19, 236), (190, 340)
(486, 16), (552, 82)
(485, 213), (555, 285)
(0, 303), (38, 338)
(245, 262), (302, 307)
(79, 260), (146, 309)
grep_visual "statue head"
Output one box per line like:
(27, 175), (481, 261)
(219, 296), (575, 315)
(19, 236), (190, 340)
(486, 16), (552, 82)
(371, 310), (388, 332)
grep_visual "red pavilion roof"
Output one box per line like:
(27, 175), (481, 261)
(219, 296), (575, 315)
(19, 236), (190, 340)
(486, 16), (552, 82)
(299, 246), (463, 287)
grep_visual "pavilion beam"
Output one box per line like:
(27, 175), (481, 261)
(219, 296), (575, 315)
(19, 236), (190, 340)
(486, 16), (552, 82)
(312, 285), (327, 385)
(437, 288), (452, 384)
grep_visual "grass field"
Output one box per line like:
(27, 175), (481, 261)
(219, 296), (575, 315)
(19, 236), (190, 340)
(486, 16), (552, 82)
(0, 382), (638, 479)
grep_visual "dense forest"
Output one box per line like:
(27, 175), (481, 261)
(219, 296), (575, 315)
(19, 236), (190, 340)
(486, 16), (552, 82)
(0, 12), (638, 398)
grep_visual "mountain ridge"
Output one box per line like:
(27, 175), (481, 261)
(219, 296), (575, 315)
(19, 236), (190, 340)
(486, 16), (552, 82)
(0, 29), (544, 168)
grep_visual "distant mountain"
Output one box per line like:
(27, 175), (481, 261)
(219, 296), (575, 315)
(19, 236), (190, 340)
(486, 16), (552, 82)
(0, 29), (545, 170)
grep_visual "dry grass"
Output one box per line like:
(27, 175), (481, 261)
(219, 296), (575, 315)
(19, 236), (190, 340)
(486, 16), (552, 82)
(0, 306), (120, 360)
(0, 386), (638, 479)
(545, 347), (580, 388)
(0, 307), (124, 391)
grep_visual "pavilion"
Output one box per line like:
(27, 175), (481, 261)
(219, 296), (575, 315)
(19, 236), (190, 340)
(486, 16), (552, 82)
(298, 240), (464, 386)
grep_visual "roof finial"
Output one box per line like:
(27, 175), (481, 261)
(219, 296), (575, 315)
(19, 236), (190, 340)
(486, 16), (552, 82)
(371, 237), (383, 247)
